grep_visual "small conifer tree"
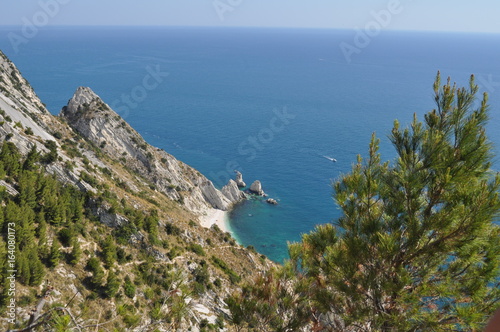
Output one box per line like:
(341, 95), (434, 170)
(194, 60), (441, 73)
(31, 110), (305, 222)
(48, 239), (62, 268)
(69, 238), (82, 266)
(104, 269), (121, 298)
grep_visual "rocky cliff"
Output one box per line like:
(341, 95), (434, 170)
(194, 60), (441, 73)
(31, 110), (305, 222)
(0, 50), (269, 331)
(60, 86), (242, 214)
(0, 51), (97, 189)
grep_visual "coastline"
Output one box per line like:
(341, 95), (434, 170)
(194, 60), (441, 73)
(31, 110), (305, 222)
(200, 208), (231, 233)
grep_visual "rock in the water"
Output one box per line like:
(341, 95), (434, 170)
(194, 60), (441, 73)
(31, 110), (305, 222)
(222, 179), (246, 202)
(266, 198), (278, 205)
(249, 180), (265, 196)
(234, 170), (246, 188)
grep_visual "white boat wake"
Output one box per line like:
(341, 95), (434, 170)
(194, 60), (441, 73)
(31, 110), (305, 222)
(322, 155), (337, 162)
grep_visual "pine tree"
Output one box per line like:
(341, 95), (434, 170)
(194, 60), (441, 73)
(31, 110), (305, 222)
(123, 275), (136, 299)
(58, 225), (74, 247)
(4, 201), (24, 247)
(18, 204), (36, 251)
(37, 175), (65, 226)
(226, 263), (309, 331)
(104, 269), (121, 298)
(36, 209), (47, 236)
(40, 140), (58, 164)
(86, 257), (104, 289)
(285, 73), (500, 330)
(27, 247), (45, 286)
(22, 145), (40, 171)
(144, 209), (159, 244)
(0, 274), (11, 306)
(48, 239), (62, 268)
(0, 204), (4, 232)
(0, 160), (6, 180)
(0, 238), (9, 305)
(68, 190), (84, 224)
(17, 170), (38, 208)
(36, 214), (49, 260)
(17, 250), (31, 285)
(101, 235), (117, 268)
(69, 238), (82, 266)
(0, 142), (21, 177)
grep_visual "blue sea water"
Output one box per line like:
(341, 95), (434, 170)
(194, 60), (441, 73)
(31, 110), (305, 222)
(1, 27), (500, 262)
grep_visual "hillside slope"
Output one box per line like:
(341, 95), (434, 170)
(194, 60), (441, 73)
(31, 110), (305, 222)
(0, 50), (269, 331)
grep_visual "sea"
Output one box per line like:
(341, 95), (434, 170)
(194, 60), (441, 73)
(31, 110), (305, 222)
(1, 26), (499, 263)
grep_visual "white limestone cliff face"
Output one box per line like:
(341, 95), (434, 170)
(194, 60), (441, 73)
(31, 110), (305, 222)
(0, 50), (59, 131)
(60, 86), (243, 213)
(0, 50), (244, 219)
(0, 52), (95, 189)
(222, 179), (246, 202)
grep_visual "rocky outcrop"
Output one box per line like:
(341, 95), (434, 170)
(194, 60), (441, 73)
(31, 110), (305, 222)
(249, 180), (265, 196)
(198, 180), (232, 210)
(0, 52), (100, 193)
(0, 51), (48, 117)
(60, 86), (240, 213)
(0, 50), (60, 133)
(89, 199), (129, 228)
(0, 180), (19, 196)
(266, 198), (278, 205)
(235, 170), (246, 187)
(222, 179), (246, 202)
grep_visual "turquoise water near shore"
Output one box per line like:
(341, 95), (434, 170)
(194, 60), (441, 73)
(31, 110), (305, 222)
(1, 27), (500, 262)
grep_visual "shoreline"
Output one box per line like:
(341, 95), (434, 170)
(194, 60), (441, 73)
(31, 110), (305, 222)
(200, 208), (231, 233)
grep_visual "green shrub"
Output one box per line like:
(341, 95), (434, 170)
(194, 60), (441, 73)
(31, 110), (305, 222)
(189, 243), (205, 256)
(211, 256), (241, 284)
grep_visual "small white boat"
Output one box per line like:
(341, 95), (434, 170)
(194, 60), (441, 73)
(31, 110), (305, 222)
(322, 155), (337, 162)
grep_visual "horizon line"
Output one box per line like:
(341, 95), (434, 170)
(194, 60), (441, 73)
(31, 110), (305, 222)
(0, 24), (499, 35)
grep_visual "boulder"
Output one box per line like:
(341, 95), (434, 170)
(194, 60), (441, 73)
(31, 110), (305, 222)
(249, 180), (265, 196)
(266, 198), (278, 205)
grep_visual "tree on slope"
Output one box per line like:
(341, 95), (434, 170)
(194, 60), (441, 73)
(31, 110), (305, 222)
(229, 73), (500, 331)
(289, 73), (500, 330)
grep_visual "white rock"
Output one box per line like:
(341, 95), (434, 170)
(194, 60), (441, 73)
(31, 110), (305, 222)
(222, 179), (246, 202)
(0, 180), (19, 196)
(235, 171), (246, 188)
(249, 180), (265, 196)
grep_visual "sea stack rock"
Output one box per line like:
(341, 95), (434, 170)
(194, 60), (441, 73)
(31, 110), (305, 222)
(235, 171), (246, 188)
(249, 180), (265, 196)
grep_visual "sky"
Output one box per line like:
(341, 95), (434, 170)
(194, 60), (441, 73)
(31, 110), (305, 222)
(0, 0), (499, 34)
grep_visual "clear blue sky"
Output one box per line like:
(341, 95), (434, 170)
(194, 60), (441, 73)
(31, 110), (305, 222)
(1, 0), (499, 33)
